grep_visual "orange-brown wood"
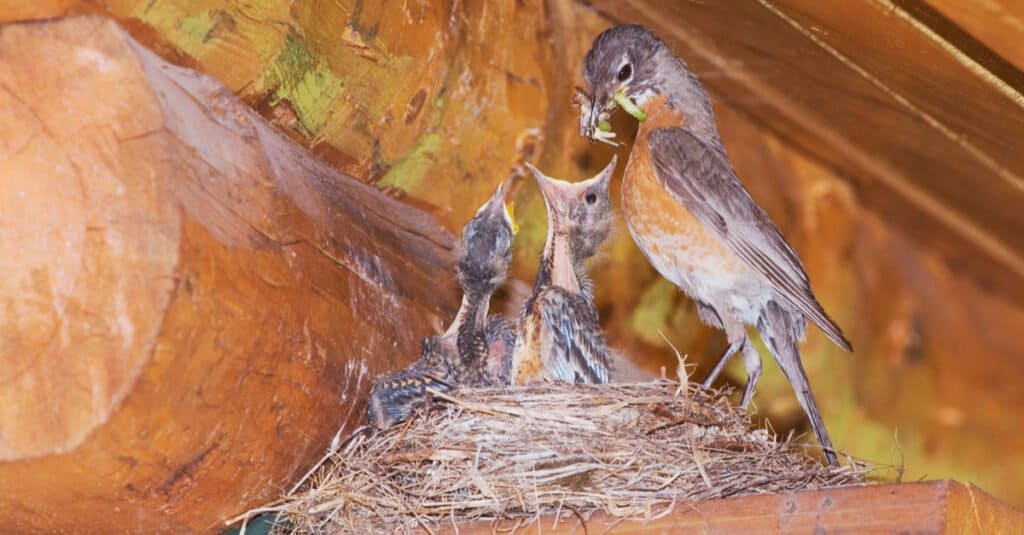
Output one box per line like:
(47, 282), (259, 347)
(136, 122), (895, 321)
(946, 482), (1024, 534)
(0, 0), (74, 23)
(450, 480), (1024, 534)
(0, 16), (456, 533)
(926, 0), (1024, 73)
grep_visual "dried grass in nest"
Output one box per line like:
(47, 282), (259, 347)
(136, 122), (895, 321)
(245, 380), (871, 534)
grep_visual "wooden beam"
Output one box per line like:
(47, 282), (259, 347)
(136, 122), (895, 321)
(451, 480), (1024, 534)
(0, 0), (74, 24)
(926, 0), (1024, 73)
(0, 16), (456, 533)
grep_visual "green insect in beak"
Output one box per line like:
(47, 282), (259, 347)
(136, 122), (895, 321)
(613, 90), (647, 122)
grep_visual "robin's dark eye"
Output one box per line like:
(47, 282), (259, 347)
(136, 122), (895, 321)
(617, 64), (632, 82)
(585, 193), (597, 204)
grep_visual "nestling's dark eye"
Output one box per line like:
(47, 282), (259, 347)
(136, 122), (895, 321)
(585, 193), (597, 204)
(617, 64), (632, 82)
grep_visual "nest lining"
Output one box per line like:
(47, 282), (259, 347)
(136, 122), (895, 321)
(249, 381), (869, 534)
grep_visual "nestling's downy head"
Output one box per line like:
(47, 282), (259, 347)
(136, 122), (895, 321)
(527, 155), (616, 261)
(457, 180), (518, 297)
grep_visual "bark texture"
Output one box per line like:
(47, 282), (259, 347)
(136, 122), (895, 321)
(0, 16), (456, 533)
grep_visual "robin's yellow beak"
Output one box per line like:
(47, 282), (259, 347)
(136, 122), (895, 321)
(504, 202), (519, 236)
(613, 88), (647, 122)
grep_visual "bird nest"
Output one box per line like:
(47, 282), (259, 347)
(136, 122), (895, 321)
(241, 380), (870, 534)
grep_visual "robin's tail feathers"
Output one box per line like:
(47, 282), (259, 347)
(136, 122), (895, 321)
(757, 301), (839, 466)
(777, 289), (851, 352)
(805, 299), (852, 352)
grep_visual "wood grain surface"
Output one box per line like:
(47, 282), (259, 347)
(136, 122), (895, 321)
(450, 480), (1024, 534)
(0, 16), (456, 533)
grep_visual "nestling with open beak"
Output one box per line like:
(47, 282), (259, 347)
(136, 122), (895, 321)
(579, 24), (851, 465)
(367, 181), (518, 428)
(510, 156), (617, 386)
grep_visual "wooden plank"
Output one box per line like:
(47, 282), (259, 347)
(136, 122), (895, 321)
(451, 481), (1024, 534)
(585, 0), (1024, 302)
(772, 0), (1024, 241)
(947, 482), (1024, 534)
(927, 0), (1024, 73)
(0, 0), (74, 24)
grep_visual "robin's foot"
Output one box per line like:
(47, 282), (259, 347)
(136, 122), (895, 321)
(738, 341), (762, 409)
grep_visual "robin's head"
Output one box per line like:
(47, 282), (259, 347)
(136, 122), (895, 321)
(580, 24), (672, 142)
(527, 155), (616, 261)
(457, 181), (517, 297)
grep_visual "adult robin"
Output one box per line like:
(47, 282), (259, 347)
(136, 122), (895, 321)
(578, 24), (851, 465)
(511, 157), (616, 385)
(366, 181), (518, 428)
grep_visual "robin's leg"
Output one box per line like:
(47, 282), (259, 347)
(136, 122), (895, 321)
(739, 338), (762, 409)
(701, 339), (743, 389)
(699, 302), (738, 389)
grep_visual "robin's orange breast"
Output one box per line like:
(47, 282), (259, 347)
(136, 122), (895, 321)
(622, 97), (749, 293)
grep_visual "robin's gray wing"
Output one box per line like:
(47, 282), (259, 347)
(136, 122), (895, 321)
(539, 288), (610, 384)
(647, 127), (851, 351)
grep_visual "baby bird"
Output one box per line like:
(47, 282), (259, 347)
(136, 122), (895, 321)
(511, 156), (617, 385)
(452, 182), (519, 387)
(367, 182), (517, 428)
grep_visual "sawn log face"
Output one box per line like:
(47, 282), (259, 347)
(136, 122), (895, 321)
(0, 16), (456, 533)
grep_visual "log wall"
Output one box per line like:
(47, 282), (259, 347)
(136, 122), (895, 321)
(0, 17), (455, 533)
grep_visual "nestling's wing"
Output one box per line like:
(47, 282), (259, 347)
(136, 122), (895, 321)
(647, 128), (851, 351)
(538, 288), (610, 384)
(367, 366), (451, 428)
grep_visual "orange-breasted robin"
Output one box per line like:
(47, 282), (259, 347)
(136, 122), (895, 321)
(367, 182), (518, 428)
(510, 157), (617, 385)
(578, 24), (851, 465)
